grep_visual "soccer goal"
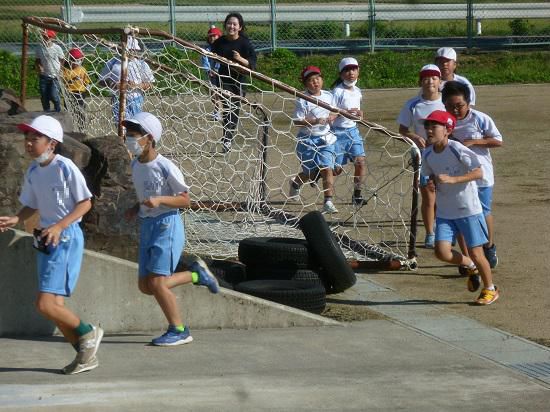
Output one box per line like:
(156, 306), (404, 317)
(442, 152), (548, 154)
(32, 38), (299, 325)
(21, 17), (420, 270)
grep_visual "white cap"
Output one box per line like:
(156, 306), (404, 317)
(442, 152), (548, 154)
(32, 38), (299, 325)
(419, 64), (441, 78)
(339, 57), (359, 72)
(127, 36), (141, 51)
(123, 112), (163, 142)
(436, 47), (457, 61)
(17, 115), (63, 142)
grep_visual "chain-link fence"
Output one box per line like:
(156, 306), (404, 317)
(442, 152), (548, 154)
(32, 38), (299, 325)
(2, 0), (550, 53)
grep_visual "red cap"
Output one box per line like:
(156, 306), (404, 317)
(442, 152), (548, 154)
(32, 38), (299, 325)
(419, 64), (441, 79)
(44, 30), (56, 39)
(68, 48), (84, 60)
(207, 27), (222, 37)
(300, 65), (322, 82)
(423, 110), (456, 131)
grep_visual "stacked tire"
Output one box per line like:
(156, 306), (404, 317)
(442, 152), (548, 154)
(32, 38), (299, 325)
(233, 211), (357, 314)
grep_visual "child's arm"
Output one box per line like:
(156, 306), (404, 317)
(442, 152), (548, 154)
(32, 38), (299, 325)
(461, 136), (503, 149)
(0, 206), (37, 232)
(436, 167), (482, 185)
(399, 125), (425, 149)
(42, 199), (92, 246)
(142, 192), (190, 210)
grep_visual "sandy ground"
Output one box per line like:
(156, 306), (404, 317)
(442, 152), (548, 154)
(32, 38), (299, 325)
(362, 84), (550, 347)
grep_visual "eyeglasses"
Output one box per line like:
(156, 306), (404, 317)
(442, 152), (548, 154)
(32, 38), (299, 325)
(445, 102), (468, 110)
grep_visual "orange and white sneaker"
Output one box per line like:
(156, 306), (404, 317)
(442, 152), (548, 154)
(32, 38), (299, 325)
(476, 287), (500, 305)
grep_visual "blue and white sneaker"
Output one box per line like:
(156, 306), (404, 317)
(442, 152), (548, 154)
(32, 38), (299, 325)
(191, 258), (219, 294)
(424, 233), (435, 249)
(152, 326), (193, 346)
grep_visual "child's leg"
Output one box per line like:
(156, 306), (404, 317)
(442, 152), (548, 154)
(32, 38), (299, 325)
(420, 185), (436, 236)
(35, 292), (80, 343)
(467, 246), (493, 288)
(320, 167), (334, 197)
(485, 213), (494, 247)
(39, 76), (50, 111)
(147, 274), (183, 327)
(433, 218), (475, 267)
(138, 270), (193, 293)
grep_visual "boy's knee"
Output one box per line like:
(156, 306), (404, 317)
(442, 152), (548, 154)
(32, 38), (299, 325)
(35, 297), (54, 316)
(354, 157), (365, 167)
(434, 244), (451, 261)
(138, 278), (154, 295)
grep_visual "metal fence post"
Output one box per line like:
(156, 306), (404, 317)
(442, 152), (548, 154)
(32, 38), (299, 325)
(466, 0), (474, 49)
(63, 0), (72, 24)
(270, 0), (277, 51)
(168, 0), (176, 37)
(369, 0), (376, 53)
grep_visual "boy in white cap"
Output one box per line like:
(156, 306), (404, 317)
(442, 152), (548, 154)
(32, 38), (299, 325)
(0, 115), (103, 374)
(421, 110), (499, 305)
(442, 81), (503, 269)
(331, 57), (367, 206)
(98, 36), (155, 121)
(122, 112), (220, 346)
(289, 66), (338, 214)
(435, 47), (476, 106)
(35, 30), (64, 112)
(397, 64), (445, 248)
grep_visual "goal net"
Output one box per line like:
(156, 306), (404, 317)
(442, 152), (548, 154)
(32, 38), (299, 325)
(22, 17), (420, 269)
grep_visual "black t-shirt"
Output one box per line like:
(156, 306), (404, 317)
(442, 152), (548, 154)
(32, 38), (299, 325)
(211, 35), (257, 82)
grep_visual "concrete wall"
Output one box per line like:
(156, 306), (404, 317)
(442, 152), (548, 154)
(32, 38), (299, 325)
(0, 229), (338, 336)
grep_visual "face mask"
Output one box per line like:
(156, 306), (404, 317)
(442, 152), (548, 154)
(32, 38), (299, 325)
(34, 148), (52, 164)
(343, 79), (357, 87)
(125, 136), (146, 156)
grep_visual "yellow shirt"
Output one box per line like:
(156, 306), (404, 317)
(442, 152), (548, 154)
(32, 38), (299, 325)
(62, 65), (91, 93)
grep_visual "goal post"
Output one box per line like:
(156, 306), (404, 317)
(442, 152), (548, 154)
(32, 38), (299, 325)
(21, 16), (420, 270)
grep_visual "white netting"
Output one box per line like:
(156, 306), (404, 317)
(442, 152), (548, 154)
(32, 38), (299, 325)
(23, 17), (419, 266)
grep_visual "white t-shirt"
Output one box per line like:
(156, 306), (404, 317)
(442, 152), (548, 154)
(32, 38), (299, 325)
(36, 43), (64, 77)
(332, 83), (362, 129)
(19, 155), (92, 227)
(441, 74), (476, 106)
(99, 57), (155, 99)
(293, 90), (334, 137)
(397, 96), (445, 141)
(452, 109), (502, 187)
(131, 154), (190, 218)
(421, 140), (482, 219)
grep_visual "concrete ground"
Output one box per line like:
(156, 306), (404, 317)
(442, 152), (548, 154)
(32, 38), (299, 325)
(1, 276), (549, 411)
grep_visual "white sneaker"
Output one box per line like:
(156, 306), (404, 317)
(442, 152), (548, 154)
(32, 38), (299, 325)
(288, 180), (300, 200)
(77, 325), (104, 364)
(63, 355), (99, 375)
(322, 200), (338, 214)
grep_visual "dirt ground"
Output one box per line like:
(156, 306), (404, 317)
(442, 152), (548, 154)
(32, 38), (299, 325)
(351, 84), (550, 347)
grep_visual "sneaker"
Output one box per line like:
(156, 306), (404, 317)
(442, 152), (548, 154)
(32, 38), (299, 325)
(484, 244), (498, 269)
(288, 180), (300, 200)
(467, 273), (481, 292)
(351, 194), (364, 206)
(424, 233), (435, 249)
(77, 325), (104, 364)
(152, 325), (193, 346)
(459, 265), (479, 276)
(191, 257), (219, 293)
(211, 111), (221, 122)
(476, 287), (500, 305)
(62, 355), (98, 375)
(221, 139), (232, 153)
(322, 200), (338, 214)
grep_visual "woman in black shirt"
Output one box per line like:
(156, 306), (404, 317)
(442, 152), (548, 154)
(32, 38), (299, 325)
(212, 12), (257, 153)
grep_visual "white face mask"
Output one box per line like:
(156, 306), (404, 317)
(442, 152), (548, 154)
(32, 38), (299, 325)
(343, 79), (357, 87)
(34, 148), (53, 164)
(125, 136), (146, 156)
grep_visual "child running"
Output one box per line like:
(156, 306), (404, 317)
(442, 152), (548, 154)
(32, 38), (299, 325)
(397, 64), (445, 248)
(0, 115), (102, 374)
(288, 65), (338, 214)
(331, 57), (367, 206)
(122, 112), (219, 346)
(421, 110), (499, 305)
(442, 80), (503, 269)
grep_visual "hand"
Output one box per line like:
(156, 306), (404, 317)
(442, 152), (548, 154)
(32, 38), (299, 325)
(426, 178), (436, 192)
(42, 223), (63, 247)
(347, 108), (362, 119)
(232, 50), (241, 61)
(142, 197), (161, 209)
(414, 136), (426, 149)
(0, 216), (19, 232)
(436, 174), (455, 184)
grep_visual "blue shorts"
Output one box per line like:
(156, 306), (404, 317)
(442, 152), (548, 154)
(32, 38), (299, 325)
(333, 126), (366, 166)
(296, 135), (336, 175)
(477, 186), (493, 216)
(37, 223), (84, 297)
(112, 94), (145, 120)
(139, 211), (185, 277)
(435, 214), (489, 248)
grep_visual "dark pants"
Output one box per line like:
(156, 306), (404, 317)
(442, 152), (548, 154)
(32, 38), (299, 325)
(39, 75), (61, 112)
(221, 79), (244, 143)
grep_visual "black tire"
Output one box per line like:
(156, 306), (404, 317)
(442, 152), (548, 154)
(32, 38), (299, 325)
(238, 237), (311, 270)
(210, 260), (247, 288)
(235, 280), (326, 314)
(245, 266), (321, 284)
(299, 211), (356, 293)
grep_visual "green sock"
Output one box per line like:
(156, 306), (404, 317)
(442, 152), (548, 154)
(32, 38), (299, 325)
(74, 321), (93, 337)
(191, 271), (199, 283)
(175, 325), (186, 332)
